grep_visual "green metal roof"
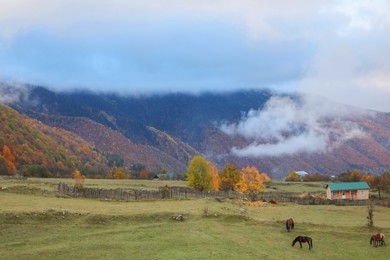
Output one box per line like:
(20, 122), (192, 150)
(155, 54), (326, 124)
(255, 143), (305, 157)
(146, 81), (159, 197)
(327, 182), (370, 191)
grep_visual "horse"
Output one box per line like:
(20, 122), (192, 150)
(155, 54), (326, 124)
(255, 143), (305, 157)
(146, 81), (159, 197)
(286, 218), (294, 232)
(292, 236), (313, 250)
(370, 233), (385, 247)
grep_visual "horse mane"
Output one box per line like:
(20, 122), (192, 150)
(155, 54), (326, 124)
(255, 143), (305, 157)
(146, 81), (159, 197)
(292, 236), (313, 249)
(292, 236), (300, 246)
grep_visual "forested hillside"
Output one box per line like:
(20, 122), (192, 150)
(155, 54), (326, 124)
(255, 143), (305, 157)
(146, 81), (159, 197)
(0, 103), (109, 177)
(12, 110), (198, 174)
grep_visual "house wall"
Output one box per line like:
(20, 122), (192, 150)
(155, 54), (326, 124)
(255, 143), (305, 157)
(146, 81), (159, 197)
(326, 187), (369, 200)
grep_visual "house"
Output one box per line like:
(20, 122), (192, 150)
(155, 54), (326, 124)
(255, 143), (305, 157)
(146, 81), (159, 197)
(325, 182), (370, 200)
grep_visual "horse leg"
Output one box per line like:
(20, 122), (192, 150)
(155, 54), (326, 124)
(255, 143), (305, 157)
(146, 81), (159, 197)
(299, 241), (302, 248)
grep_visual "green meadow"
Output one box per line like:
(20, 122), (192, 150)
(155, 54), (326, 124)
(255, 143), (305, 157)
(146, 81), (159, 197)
(0, 178), (389, 259)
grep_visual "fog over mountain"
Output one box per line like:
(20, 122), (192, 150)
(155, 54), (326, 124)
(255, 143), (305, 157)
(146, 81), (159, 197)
(2, 84), (390, 178)
(221, 95), (369, 157)
(1, 1), (390, 112)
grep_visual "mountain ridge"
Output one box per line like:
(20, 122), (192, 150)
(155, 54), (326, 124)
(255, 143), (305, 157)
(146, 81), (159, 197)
(4, 84), (390, 178)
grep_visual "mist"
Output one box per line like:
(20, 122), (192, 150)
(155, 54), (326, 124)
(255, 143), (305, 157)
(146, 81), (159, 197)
(0, 83), (31, 104)
(221, 95), (368, 157)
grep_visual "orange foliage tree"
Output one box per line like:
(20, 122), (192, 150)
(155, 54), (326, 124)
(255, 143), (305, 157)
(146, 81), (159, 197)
(0, 145), (17, 175)
(207, 161), (220, 191)
(72, 169), (85, 188)
(360, 174), (375, 187)
(260, 172), (271, 183)
(139, 168), (150, 179)
(81, 144), (92, 154)
(235, 166), (265, 201)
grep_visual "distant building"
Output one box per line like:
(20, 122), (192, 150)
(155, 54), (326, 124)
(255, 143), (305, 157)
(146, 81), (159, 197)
(325, 182), (370, 200)
(296, 171), (309, 181)
(154, 172), (175, 180)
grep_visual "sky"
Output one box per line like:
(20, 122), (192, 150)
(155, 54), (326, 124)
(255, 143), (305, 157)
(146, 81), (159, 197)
(1, 0), (390, 112)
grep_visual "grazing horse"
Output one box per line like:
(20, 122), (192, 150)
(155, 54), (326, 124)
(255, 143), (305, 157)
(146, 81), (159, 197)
(370, 233), (385, 247)
(286, 218), (294, 232)
(292, 236), (313, 250)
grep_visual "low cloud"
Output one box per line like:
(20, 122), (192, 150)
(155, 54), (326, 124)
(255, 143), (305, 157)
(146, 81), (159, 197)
(0, 83), (31, 104)
(221, 95), (367, 157)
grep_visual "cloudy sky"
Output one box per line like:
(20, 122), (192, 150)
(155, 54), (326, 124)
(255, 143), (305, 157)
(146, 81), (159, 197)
(1, 0), (390, 112)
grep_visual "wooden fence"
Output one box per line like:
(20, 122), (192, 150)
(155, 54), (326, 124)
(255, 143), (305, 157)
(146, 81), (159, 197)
(257, 193), (390, 207)
(57, 183), (244, 201)
(57, 183), (390, 207)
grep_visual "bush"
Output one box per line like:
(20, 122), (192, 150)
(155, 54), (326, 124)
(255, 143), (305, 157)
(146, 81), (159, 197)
(21, 165), (50, 178)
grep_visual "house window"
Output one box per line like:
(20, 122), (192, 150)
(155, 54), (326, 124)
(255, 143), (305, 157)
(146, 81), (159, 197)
(361, 190), (365, 196)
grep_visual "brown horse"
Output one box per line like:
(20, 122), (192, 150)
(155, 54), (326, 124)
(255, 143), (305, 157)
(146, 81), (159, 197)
(286, 218), (294, 232)
(370, 233), (385, 247)
(292, 236), (313, 250)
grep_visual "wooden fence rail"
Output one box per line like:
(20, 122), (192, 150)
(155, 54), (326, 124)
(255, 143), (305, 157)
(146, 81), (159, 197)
(57, 183), (390, 207)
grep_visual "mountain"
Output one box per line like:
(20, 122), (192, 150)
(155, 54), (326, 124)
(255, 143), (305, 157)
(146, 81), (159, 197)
(13, 110), (198, 174)
(0, 102), (109, 177)
(4, 84), (390, 178)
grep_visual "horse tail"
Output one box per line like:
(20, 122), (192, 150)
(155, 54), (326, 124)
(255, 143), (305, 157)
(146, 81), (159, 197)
(310, 238), (313, 249)
(291, 221), (294, 230)
(370, 236), (373, 245)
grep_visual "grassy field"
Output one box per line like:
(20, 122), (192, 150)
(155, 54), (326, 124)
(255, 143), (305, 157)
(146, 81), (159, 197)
(1, 178), (389, 259)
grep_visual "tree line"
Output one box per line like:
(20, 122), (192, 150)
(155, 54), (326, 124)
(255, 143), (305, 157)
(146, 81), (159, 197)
(285, 169), (390, 198)
(185, 155), (270, 201)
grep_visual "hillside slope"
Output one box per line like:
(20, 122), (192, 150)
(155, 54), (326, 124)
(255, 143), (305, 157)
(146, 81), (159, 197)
(12, 110), (198, 173)
(0, 103), (109, 177)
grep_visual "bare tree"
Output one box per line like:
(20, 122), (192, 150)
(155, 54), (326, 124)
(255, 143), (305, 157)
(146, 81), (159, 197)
(367, 204), (374, 227)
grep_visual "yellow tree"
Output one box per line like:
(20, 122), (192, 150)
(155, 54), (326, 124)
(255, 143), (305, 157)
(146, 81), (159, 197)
(113, 167), (127, 179)
(72, 169), (85, 188)
(236, 166), (265, 201)
(285, 171), (300, 182)
(219, 163), (241, 191)
(207, 161), (220, 191)
(186, 156), (212, 191)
